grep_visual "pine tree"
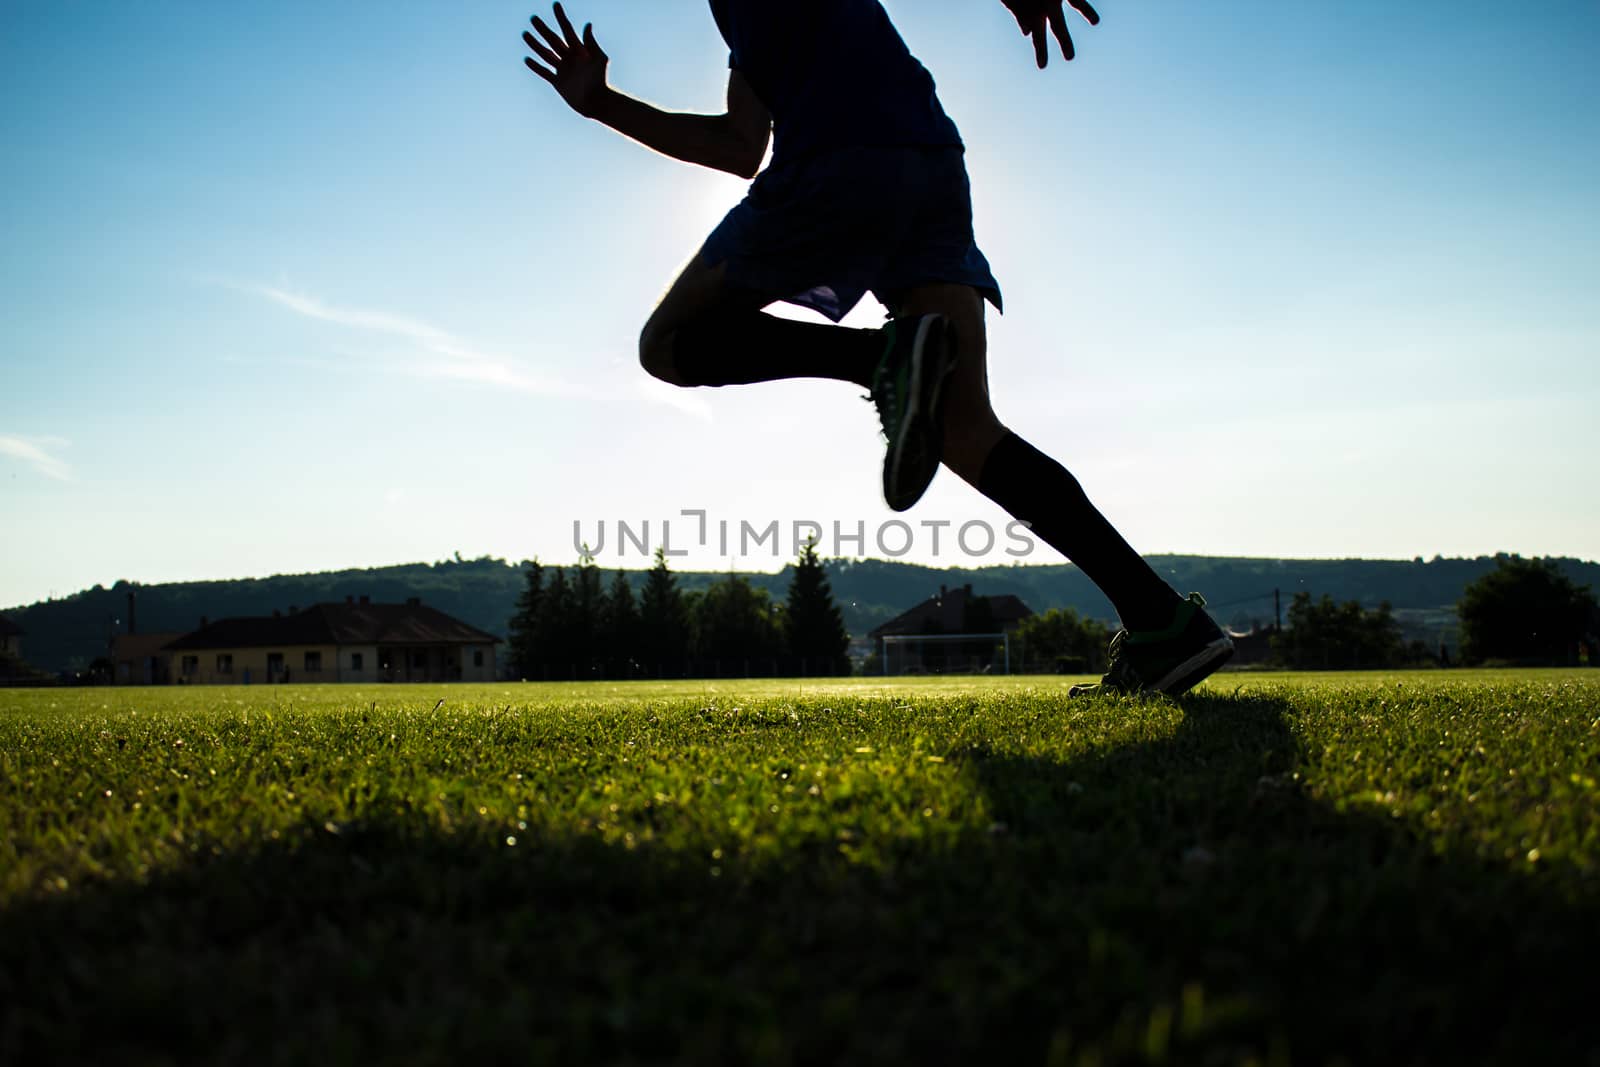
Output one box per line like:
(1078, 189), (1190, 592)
(603, 570), (640, 677)
(694, 574), (785, 675)
(639, 546), (688, 676)
(507, 559), (544, 678)
(538, 567), (574, 678)
(783, 540), (851, 675)
(572, 547), (604, 676)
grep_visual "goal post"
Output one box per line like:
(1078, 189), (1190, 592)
(880, 632), (1012, 676)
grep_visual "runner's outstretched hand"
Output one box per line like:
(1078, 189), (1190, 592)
(999, 0), (1102, 69)
(524, 3), (608, 117)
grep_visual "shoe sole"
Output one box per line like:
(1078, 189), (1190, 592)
(885, 316), (955, 512)
(1151, 636), (1235, 696)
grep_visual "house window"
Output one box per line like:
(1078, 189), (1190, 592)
(217, 653), (233, 674)
(181, 655), (199, 675)
(473, 649), (484, 668)
(351, 652), (364, 671)
(304, 651), (322, 673)
(267, 652), (284, 678)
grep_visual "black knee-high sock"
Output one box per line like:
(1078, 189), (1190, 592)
(978, 432), (1182, 632)
(671, 311), (883, 388)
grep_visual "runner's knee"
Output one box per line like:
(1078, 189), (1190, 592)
(638, 318), (687, 386)
(946, 400), (1002, 442)
(943, 396), (1005, 482)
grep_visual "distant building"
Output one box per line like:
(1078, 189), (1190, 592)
(0, 614), (22, 659)
(161, 597), (500, 685)
(871, 583), (1034, 641)
(112, 632), (184, 686)
(870, 584), (1034, 674)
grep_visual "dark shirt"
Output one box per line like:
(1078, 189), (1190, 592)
(707, 0), (962, 164)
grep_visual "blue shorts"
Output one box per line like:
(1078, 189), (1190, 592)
(700, 145), (1003, 323)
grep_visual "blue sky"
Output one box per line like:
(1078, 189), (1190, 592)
(3, 1), (1596, 608)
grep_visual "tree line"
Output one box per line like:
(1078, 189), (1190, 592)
(1268, 556), (1598, 669)
(507, 543), (851, 680)
(1001, 555), (1600, 673)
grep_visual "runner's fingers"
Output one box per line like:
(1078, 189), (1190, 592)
(523, 32), (562, 70)
(583, 22), (607, 61)
(553, 3), (583, 49)
(524, 56), (557, 83)
(531, 16), (569, 56)
(1047, 5), (1075, 61)
(1068, 0), (1101, 26)
(1032, 16), (1049, 68)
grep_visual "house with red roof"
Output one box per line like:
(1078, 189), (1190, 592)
(159, 597), (499, 685)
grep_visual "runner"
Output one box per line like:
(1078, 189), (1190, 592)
(523, 1), (1233, 695)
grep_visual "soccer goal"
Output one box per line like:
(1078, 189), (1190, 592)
(879, 633), (1012, 676)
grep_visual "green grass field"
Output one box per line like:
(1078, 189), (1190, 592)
(3, 672), (1597, 1065)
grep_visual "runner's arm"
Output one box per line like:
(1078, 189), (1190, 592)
(997, 0), (1102, 68)
(524, 4), (771, 179)
(588, 71), (770, 180)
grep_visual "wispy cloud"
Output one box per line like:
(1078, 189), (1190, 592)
(0, 435), (71, 480)
(633, 377), (714, 422)
(247, 284), (587, 398)
(254, 286), (456, 348)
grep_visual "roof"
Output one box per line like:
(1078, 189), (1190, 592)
(870, 584), (1034, 639)
(165, 601), (500, 651)
(0, 614), (22, 638)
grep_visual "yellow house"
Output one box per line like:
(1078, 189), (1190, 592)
(162, 597), (500, 685)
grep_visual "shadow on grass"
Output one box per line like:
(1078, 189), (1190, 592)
(2, 694), (1595, 1065)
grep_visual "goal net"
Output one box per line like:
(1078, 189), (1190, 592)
(878, 632), (1013, 676)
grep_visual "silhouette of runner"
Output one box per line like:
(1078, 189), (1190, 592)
(524, 0), (1233, 695)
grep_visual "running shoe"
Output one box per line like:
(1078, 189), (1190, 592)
(1069, 593), (1235, 697)
(869, 313), (956, 512)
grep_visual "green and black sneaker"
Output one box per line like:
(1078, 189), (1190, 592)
(869, 313), (956, 512)
(1070, 593), (1235, 698)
